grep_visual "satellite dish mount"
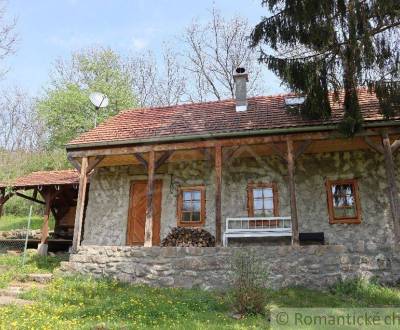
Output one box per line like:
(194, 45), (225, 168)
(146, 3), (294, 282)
(89, 92), (109, 127)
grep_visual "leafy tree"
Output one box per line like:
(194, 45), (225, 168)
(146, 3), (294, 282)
(251, 0), (400, 135)
(37, 47), (137, 148)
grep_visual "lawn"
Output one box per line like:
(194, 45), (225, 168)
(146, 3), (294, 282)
(0, 215), (55, 231)
(0, 253), (400, 329)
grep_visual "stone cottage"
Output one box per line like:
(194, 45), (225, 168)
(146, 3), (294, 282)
(62, 70), (400, 288)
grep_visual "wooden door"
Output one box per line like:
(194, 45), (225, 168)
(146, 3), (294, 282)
(127, 180), (162, 245)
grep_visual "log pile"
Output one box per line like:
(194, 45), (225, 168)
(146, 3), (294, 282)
(161, 227), (216, 247)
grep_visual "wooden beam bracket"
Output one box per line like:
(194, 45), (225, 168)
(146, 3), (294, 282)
(391, 140), (400, 154)
(67, 154), (81, 172)
(86, 156), (105, 174)
(134, 153), (148, 170)
(294, 140), (312, 160)
(15, 192), (45, 205)
(270, 143), (288, 164)
(155, 151), (174, 170)
(364, 137), (384, 154)
(223, 146), (241, 163)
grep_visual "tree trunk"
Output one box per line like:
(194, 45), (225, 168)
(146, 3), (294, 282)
(382, 132), (400, 242)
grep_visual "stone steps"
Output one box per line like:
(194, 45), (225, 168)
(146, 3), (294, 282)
(0, 273), (53, 306)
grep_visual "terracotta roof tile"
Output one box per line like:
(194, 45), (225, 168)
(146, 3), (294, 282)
(67, 90), (396, 147)
(0, 170), (79, 189)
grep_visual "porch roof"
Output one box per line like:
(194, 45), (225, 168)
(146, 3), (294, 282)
(67, 89), (397, 149)
(0, 170), (79, 189)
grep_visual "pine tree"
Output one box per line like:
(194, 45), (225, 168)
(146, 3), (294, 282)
(251, 0), (400, 135)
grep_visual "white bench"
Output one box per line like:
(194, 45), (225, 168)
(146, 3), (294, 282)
(223, 217), (292, 246)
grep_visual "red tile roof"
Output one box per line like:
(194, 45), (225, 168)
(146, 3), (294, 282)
(0, 170), (79, 189)
(67, 90), (395, 148)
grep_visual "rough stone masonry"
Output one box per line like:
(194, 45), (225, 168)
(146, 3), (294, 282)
(61, 244), (400, 290)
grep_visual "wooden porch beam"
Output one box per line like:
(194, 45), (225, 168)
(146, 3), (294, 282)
(287, 140), (299, 245)
(134, 153), (148, 170)
(144, 150), (155, 247)
(215, 144), (222, 245)
(67, 128), (400, 158)
(66, 131), (343, 158)
(382, 131), (400, 242)
(72, 157), (89, 253)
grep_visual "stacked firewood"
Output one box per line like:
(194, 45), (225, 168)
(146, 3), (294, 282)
(161, 227), (216, 247)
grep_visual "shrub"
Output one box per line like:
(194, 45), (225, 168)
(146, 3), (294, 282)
(229, 250), (268, 315)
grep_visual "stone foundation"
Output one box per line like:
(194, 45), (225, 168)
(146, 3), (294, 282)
(60, 244), (400, 290)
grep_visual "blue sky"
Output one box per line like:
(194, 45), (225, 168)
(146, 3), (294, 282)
(2, 0), (282, 96)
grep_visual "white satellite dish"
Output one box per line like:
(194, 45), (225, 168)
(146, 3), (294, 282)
(89, 92), (109, 109)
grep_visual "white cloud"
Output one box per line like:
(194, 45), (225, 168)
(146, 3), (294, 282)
(131, 37), (148, 50)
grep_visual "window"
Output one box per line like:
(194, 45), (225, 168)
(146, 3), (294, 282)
(247, 183), (279, 217)
(326, 179), (361, 224)
(177, 186), (205, 226)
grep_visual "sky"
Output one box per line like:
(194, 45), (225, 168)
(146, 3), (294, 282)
(1, 0), (283, 96)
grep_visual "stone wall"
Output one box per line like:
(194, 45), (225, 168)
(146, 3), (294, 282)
(82, 150), (399, 250)
(61, 245), (400, 290)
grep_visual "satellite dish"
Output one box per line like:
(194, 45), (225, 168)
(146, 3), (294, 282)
(89, 92), (109, 109)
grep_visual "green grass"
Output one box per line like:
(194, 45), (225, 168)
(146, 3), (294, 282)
(1, 254), (400, 329)
(0, 215), (55, 231)
(0, 251), (66, 288)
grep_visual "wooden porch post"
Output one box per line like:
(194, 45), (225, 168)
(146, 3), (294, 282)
(40, 190), (54, 245)
(0, 188), (5, 219)
(287, 139), (299, 245)
(382, 131), (400, 242)
(144, 150), (155, 247)
(72, 157), (89, 253)
(215, 144), (222, 245)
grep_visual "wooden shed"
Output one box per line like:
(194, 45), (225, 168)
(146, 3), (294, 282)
(0, 170), (81, 252)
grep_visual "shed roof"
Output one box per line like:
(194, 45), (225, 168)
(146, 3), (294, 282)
(0, 170), (79, 189)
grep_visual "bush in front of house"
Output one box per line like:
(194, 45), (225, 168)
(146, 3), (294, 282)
(161, 227), (216, 247)
(229, 250), (268, 316)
